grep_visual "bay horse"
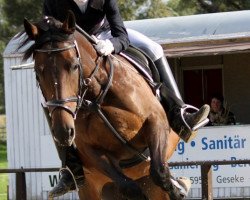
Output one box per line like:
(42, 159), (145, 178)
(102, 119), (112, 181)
(20, 11), (188, 200)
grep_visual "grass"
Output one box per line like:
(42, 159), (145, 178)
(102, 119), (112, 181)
(0, 114), (7, 200)
(0, 141), (7, 200)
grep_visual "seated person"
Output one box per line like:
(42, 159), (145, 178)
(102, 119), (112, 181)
(208, 94), (236, 126)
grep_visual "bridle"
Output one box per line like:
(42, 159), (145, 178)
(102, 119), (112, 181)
(35, 29), (150, 163)
(36, 40), (99, 119)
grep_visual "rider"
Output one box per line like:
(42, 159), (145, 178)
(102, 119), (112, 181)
(43, 0), (210, 198)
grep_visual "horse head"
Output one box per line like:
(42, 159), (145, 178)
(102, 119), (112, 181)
(22, 11), (97, 146)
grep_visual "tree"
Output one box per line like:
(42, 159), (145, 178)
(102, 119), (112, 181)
(0, 0), (42, 113)
(196, 0), (250, 13)
(167, 0), (250, 16)
(118, 0), (176, 20)
(137, 0), (177, 19)
(118, 0), (146, 20)
(3, 0), (42, 34)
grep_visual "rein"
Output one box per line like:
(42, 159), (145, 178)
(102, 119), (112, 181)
(36, 29), (150, 163)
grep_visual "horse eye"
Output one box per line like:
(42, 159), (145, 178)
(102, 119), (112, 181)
(71, 64), (79, 71)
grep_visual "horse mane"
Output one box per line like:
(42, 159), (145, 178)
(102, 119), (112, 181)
(16, 16), (73, 61)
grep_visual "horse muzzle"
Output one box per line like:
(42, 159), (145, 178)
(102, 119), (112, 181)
(52, 125), (75, 146)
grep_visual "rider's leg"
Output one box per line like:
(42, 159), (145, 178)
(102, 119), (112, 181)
(127, 29), (210, 142)
(42, 106), (84, 198)
(154, 56), (210, 142)
(49, 145), (85, 198)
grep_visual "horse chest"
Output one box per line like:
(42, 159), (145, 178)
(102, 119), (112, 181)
(75, 109), (144, 148)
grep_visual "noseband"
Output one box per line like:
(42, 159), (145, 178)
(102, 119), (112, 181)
(36, 40), (98, 119)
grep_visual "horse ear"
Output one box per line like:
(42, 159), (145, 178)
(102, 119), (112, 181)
(62, 10), (76, 34)
(23, 18), (39, 40)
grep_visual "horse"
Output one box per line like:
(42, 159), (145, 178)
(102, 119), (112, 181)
(19, 11), (188, 200)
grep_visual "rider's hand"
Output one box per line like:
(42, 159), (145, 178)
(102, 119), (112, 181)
(94, 39), (114, 56)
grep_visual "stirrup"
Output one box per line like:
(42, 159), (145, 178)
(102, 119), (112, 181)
(180, 104), (209, 131)
(60, 167), (79, 192)
(171, 177), (191, 197)
(48, 167), (79, 199)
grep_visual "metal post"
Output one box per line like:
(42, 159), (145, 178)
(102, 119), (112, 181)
(201, 164), (213, 200)
(16, 170), (27, 200)
(7, 185), (9, 200)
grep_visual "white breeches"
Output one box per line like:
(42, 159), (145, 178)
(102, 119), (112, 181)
(96, 28), (164, 61)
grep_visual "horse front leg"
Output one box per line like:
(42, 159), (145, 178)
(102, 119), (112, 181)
(81, 145), (148, 200)
(78, 178), (100, 200)
(146, 113), (184, 200)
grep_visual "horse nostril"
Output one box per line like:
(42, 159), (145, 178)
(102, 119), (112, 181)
(69, 128), (75, 139)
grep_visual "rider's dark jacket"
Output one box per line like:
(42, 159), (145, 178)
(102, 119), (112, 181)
(43, 0), (129, 53)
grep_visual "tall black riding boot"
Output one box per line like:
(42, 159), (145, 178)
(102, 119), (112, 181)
(48, 145), (85, 198)
(154, 57), (210, 142)
(42, 106), (85, 198)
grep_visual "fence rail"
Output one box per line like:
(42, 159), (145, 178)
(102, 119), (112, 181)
(1, 159), (250, 200)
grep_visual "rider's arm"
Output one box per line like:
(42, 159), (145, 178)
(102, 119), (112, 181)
(104, 0), (130, 53)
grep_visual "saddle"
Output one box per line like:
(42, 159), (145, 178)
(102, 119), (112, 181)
(120, 45), (161, 94)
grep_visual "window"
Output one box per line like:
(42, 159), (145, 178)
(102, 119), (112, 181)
(182, 66), (223, 108)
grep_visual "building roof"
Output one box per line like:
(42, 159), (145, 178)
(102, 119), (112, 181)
(124, 10), (250, 57)
(4, 10), (250, 58)
(3, 33), (33, 58)
(125, 10), (250, 44)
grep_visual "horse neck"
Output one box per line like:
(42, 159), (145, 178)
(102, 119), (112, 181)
(74, 32), (97, 74)
(75, 31), (98, 61)
(75, 32), (108, 98)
